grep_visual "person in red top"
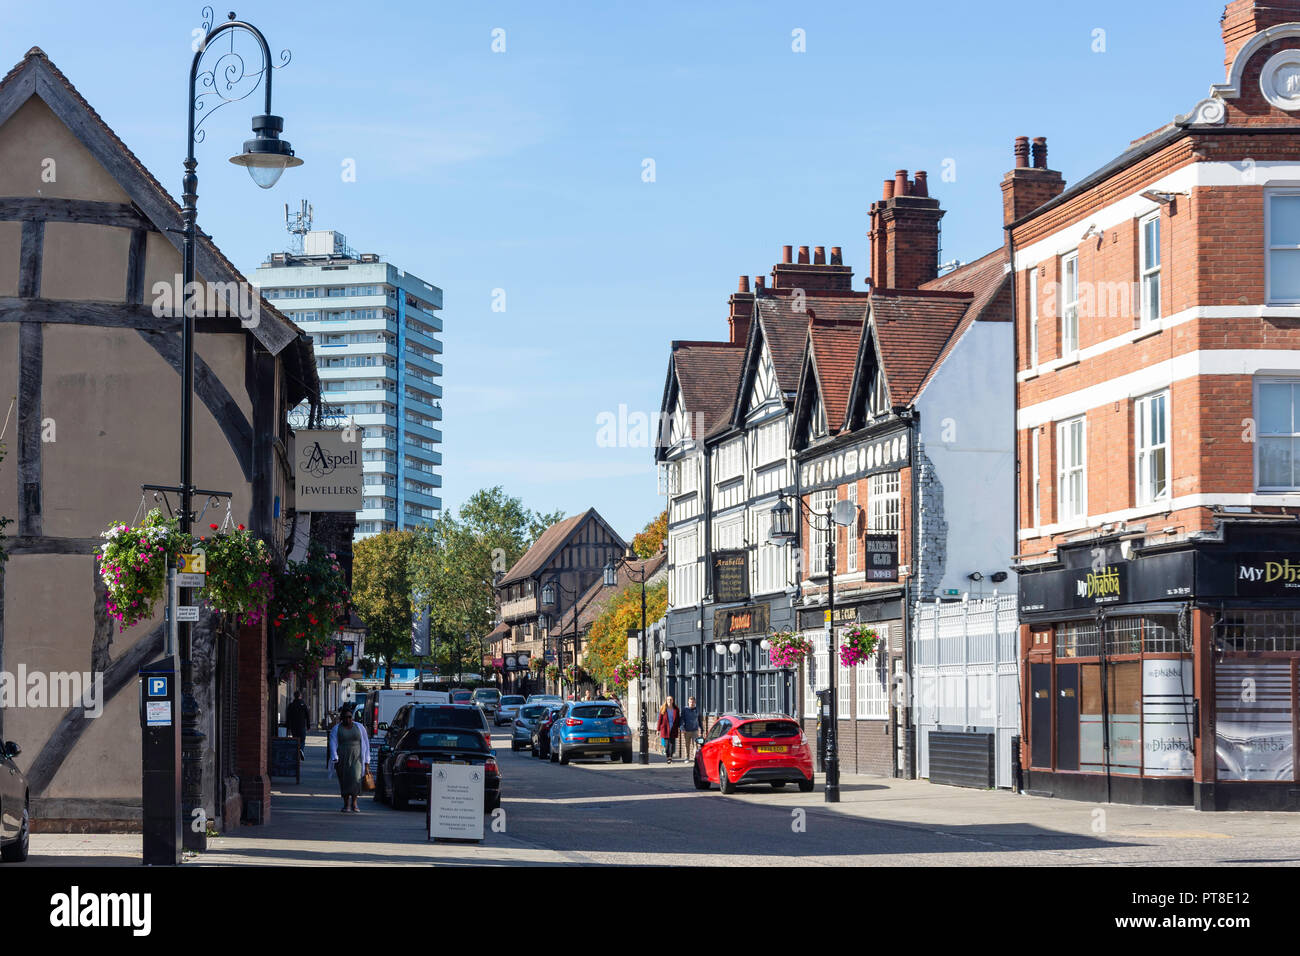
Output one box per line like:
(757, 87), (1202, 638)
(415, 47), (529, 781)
(656, 696), (681, 763)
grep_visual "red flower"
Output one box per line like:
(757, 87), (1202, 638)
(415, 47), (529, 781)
(237, 524), (245, 531)
(209, 523), (219, 531)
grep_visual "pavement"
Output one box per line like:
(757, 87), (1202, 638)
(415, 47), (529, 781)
(22, 730), (1300, 866)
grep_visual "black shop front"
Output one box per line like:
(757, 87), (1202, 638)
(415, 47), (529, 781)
(1018, 523), (1300, 811)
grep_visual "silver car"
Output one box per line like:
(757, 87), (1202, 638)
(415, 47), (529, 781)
(510, 702), (551, 751)
(496, 694), (526, 727)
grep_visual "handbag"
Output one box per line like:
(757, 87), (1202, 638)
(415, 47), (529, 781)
(362, 770), (375, 791)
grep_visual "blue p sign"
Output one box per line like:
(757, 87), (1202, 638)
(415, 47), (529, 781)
(148, 677), (168, 698)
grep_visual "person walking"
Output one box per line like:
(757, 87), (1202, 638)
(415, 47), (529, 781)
(656, 696), (680, 763)
(679, 696), (700, 762)
(286, 691), (310, 760)
(328, 704), (370, 813)
(324, 710), (340, 769)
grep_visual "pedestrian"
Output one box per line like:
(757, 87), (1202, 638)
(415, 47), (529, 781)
(328, 703), (370, 813)
(657, 696), (680, 763)
(582, 690), (592, 701)
(324, 710), (340, 769)
(679, 696), (700, 762)
(286, 691), (310, 760)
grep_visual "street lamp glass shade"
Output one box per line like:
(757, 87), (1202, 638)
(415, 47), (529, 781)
(537, 613), (549, 631)
(602, 560), (617, 588)
(728, 642), (740, 655)
(660, 650), (671, 662)
(760, 638), (771, 650)
(714, 643), (726, 656)
(768, 499), (795, 544)
(228, 114), (303, 189)
(540, 583), (556, 608)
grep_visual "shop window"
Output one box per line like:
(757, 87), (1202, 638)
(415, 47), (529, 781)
(1214, 660), (1294, 782)
(1216, 609), (1300, 652)
(1078, 661), (1141, 775)
(757, 672), (778, 713)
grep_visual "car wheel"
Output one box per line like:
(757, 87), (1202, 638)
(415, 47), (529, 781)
(692, 758), (711, 791)
(559, 746), (570, 766)
(621, 750), (633, 764)
(510, 741), (519, 752)
(1, 804), (29, 863)
(798, 778), (815, 793)
(484, 794), (501, 813)
(549, 746), (558, 763)
(769, 781), (788, 790)
(393, 779), (410, 811)
(719, 764), (735, 794)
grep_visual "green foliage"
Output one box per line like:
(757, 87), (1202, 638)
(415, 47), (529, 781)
(98, 509), (188, 630)
(585, 580), (667, 687)
(202, 524), (274, 623)
(270, 542), (349, 647)
(351, 530), (418, 686)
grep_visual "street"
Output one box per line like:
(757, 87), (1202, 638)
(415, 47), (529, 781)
(25, 729), (1300, 867)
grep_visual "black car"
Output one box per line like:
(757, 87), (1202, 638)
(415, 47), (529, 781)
(380, 727), (500, 812)
(1, 740), (30, 863)
(375, 704), (493, 809)
(530, 705), (563, 759)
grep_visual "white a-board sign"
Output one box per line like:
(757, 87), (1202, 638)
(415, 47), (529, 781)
(428, 763), (485, 841)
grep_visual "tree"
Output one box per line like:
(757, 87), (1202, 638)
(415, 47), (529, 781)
(409, 486), (564, 675)
(351, 530), (418, 688)
(631, 510), (667, 558)
(585, 580), (667, 688)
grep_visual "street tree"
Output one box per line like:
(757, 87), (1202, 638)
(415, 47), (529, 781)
(351, 530), (418, 688)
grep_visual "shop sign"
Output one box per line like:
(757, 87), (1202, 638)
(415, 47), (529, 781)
(713, 603), (770, 638)
(1019, 551), (1194, 615)
(293, 429), (363, 512)
(1232, 554), (1300, 596)
(711, 550), (750, 604)
(864, 534), (898, 582)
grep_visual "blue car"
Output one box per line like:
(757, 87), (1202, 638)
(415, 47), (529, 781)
(549, 701), (633, 764)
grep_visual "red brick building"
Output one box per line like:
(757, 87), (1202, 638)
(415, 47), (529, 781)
(1014, 0), (1300, 810)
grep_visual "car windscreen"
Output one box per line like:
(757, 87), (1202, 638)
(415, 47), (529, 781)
(570, 705), (622, 719)
(736, 720), (800, 739)
(520, 705), (546, 719)
(502, 696), (525, 705)
(410, 707), (485, 730)
(404, 731), (489, 752)
(474, 690), (501, 700)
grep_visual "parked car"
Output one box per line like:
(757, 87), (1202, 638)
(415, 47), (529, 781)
(380, 726), (500, 812)
(450, 688), (473, 705)
(375, 703), (493, 807)
(692, 714), (814, 793)
(1, 739), (30, 863)
(496, 694), (526, 727)
(369, 689), (450, 743)
(549, 701), (632, 764)
(510, 702), (550, 751)
(526, 694), (562, 706)
(531, 706), (564, 759)
(471, 687), (501, 724)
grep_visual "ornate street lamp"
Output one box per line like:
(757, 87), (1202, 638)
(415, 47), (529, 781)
(540, 577), (580, 699)
(172, 8), (301, 852)
(767, 492), (855, 804)
(606, 547), (651, 763)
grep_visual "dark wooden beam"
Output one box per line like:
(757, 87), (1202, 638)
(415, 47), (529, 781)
(125, 227), (147, 305)
(4, 536), (102, 555)
(137, 329), (254, 482)
(17, 219), (43, 298)
(0, 297), (247, 333)
(0, 67), (35, 132)
(17, 322), (42, 535)
(0, 197), (151, 229)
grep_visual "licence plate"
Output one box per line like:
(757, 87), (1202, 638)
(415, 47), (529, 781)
(757, 746), (787, 753)
(589, 737), (610, 743)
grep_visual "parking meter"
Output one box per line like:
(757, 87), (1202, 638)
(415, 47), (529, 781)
(815, 689), (832, 772)
(139, 656), (181, 865)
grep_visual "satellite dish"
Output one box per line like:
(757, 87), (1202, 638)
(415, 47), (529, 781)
(832, 499), (857, 527)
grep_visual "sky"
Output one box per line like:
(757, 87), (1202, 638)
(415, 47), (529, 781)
(0, 0), (1232, 540)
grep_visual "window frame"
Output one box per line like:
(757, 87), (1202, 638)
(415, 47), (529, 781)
(1134, 389), (1170, 505)
(1255, 376), (1300, 492)
(1139, 211), (1162, 325)
(1056, 416), (1087, 523)
(1060, 251), (1079, 356)
(845, 483), (859, 573)
(1266, 190), (1300, 305)
(1028, 266), (1039, 368)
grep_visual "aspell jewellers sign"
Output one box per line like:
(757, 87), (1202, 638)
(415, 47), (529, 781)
(293, 429), (363, 512)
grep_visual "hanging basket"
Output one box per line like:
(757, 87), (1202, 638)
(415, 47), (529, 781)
(98, 508), (188, 631)
(838, 624), (881, 667)
(767, 630), (811, 668)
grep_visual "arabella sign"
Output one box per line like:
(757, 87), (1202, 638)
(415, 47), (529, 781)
(293, 429), (363, 512)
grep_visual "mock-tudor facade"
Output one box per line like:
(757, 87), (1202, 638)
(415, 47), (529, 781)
(1014, 0), (1300, 811)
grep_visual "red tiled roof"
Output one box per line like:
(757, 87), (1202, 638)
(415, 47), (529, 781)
(672, 341), (745, 436)
(498, 511), (586, 586)
(807, 313), (865, 433)
(870, 293), (970, 406)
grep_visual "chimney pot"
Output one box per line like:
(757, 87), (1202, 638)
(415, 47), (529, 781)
(1014, 136), (1030, 169)
(797, 245), (810, 264)
(738, 275), (750, 293)
(782, 245), (793, 264)
(755, 276), (765, 290)
(883, 179), (895, 200)
(913, 171), (928, 197)
(830, 246), (843, 265)
(813, 245), (826, 265)
(1031, 137), (1048, 170)
(894, 169), (909, 197)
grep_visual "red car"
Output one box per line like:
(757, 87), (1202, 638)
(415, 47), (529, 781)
(693, 714), (815, 793)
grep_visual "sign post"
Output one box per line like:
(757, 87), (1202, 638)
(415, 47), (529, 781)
(427, 764), (486, 842)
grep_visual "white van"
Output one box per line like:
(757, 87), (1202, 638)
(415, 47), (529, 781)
(371, 689), (449, 741)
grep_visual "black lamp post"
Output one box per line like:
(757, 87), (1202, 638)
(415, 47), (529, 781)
(605, 549), (650, 764)
(540, 578), (580, 700)
(768, 493), (852, 804)
(173, 10), (300, 851)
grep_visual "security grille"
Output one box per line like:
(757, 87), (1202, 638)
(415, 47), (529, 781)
(1216, 609), (1300, 652)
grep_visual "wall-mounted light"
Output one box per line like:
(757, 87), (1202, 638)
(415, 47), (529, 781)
(967, 571), (984, 582)
(990, 571), (1008, 584)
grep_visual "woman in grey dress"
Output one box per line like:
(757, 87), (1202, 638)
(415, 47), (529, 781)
(328, 705), (370, 813)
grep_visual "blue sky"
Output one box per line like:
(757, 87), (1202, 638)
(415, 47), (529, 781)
(3, 1), (1229, 540)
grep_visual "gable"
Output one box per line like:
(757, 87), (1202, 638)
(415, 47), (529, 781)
(745, 341), (782, 420)
(0, 97), (130, 203)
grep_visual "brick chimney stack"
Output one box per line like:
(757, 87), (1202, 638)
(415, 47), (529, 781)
(1222, 0), (1300, 78)
(728, 275), (755, 345)
(868, 170), (944, 290)
(770, 243), (854, 293)
(1001, 136), (1065, 226)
